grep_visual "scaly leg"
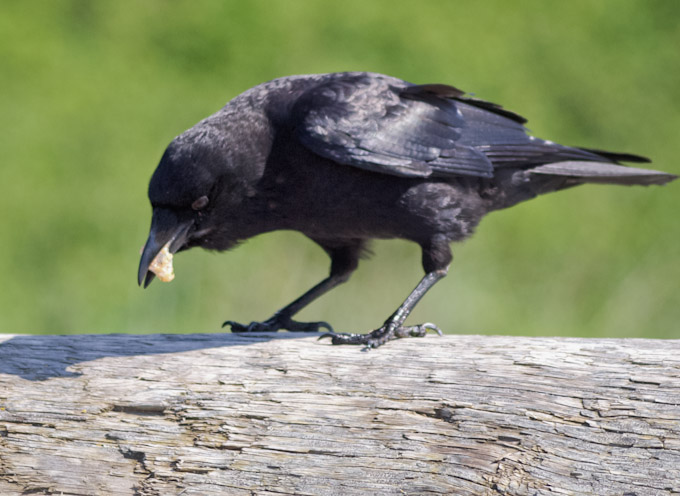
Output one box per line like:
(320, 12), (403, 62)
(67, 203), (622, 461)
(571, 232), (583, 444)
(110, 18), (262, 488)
(320, 268), (447, 347)
(321, 235), (453, 348)
(223, 240), (362, 333)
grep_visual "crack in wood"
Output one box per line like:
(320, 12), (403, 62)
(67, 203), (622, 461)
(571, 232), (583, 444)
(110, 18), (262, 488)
(0, 334), (679, 495)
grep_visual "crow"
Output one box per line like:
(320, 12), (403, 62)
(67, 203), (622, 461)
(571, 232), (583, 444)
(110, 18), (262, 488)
(138, 72), (676, 348)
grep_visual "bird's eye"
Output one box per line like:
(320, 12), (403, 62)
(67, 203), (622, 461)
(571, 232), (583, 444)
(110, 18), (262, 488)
(191, 195), (209, 211)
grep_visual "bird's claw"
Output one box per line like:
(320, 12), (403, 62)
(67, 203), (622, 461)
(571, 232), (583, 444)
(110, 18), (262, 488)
(223, 316), (333, 334)
(319, 322), (442, 348)
(223, 320), (272, 333)
(396, 322), (442, 339)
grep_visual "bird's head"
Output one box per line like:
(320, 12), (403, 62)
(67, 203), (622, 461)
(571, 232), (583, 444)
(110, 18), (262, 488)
(137, 126), (242, 288)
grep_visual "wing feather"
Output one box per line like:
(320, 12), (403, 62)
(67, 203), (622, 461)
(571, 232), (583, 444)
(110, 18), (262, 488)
(290, 73), (648, 181)
(292, 74), (494, 178)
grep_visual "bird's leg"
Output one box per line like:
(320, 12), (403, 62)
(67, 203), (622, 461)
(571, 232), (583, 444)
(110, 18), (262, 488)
(223, 242), (361, 333)
(321, 236), (452, 348)
(321, 268), (448, 347)
(224, 275), (345, 333)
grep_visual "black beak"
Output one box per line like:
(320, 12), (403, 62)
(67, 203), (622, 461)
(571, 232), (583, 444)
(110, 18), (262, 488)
(138, 209), (194, 288)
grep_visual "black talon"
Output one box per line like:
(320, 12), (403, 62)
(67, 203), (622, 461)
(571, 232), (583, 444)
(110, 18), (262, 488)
(424, 323), (444, 337)
(394, 322), (443, 339)
(318, 322), (441, 348)
(224, 316), (333, 334)
(315, 321), (334, 333)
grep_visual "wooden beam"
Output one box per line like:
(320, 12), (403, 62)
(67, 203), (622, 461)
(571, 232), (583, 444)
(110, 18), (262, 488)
(1, 333), (679, 495)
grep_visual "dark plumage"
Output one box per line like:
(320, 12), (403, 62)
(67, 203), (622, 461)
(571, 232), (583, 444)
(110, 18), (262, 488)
(138, 72), (676, 347)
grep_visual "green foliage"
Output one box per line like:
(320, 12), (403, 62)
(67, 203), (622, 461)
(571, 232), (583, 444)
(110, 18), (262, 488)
(1, 0), (678, 337)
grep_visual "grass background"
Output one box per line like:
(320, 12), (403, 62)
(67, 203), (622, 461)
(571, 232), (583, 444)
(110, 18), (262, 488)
(1, 0), (678, 337)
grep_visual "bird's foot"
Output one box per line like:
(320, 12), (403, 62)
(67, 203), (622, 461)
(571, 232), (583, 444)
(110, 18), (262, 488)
(320, 322), (441, 349)
(223, 313), (333, 334)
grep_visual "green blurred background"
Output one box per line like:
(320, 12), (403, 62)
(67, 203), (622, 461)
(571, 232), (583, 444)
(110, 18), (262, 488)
(1, 1), (678, 338)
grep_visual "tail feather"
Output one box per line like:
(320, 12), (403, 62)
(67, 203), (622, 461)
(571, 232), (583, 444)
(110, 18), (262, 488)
(529, 161), (677, 186)
(577, 147), (651, 164)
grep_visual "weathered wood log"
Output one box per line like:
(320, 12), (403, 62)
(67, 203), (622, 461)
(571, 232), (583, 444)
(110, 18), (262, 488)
(0, 332), (678, 495)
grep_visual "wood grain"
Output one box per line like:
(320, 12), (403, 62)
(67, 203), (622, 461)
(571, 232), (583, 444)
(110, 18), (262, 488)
(1, 332), (679, 495)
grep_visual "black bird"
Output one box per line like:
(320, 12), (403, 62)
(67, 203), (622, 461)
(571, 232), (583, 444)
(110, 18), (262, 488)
(138, 72), (676, 347)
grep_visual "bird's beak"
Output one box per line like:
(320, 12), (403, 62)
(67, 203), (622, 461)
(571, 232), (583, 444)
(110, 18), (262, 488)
(138, 209), (194, 288)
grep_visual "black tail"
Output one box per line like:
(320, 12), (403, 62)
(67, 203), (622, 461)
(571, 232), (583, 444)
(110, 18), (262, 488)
(529, 160), (676, 186)
(576, 147), (651, 164)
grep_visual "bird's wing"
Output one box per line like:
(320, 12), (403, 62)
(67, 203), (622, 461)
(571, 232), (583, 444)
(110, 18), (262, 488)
(292, 75), (528, 179)
(292, 73), (627, 179)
